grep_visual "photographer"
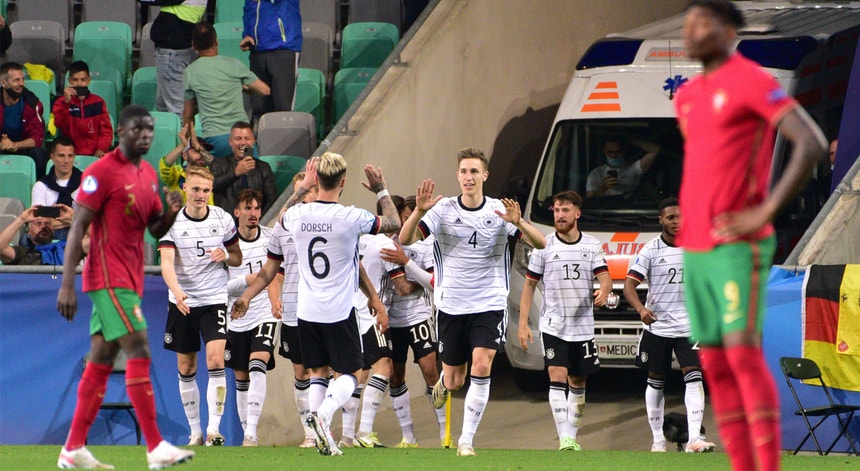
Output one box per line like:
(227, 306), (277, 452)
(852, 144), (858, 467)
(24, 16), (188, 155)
(0, 205), (72, 265)
(210, 121), (276, 215)
(51, 61), (113, 158)
(31, 137), (80, 240)
(586, 136), (659, 197)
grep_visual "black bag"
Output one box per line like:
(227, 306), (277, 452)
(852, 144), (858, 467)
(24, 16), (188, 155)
(136, 0), (185, 6)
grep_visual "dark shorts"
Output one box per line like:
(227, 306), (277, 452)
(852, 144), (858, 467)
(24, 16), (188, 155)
(390, 318), (438, 364)
(298, 309), (363, 374)
(634, 329), (700, 375)
(163, 302), (228, 353)
(226, 322), (277, 371)
(361, 324), (393, 369)
(437, 310), (505, 366)
(278, 323), (304, 365)
(541, 333), (600, 377)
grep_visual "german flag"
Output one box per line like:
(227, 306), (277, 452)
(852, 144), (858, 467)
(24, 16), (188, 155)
(802, 265), (860, 392)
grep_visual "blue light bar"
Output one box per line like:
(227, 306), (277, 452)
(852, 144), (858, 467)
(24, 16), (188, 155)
(576, 39), (644, 70)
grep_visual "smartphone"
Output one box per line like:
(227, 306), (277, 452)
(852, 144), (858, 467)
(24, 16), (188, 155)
(607, 169), (618, 178)
(35, 206), (61, 218)
(72, 86), (90, 98)
(243, 146), (254, 158)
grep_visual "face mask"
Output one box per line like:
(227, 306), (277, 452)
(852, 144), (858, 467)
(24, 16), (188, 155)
(607, 156), (625, 168)
(3, 83), (20, 100)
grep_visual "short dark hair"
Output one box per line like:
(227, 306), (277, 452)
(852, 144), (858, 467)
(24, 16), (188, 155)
(658, 197), (679, 212)
(192, 21), (217, 51)
(0, 61), (23, 78)
(377, 194), (404, 216)
(68, 61), (90, 76)
(50, 136), (76, 154)
(231, 121), (253, 132)
(686, 0), (746, 29)
(403, 195), (416, 213)
(553, 190), (583, 208)
(235, 189), (263, 209)
(118, 105), (151, 127)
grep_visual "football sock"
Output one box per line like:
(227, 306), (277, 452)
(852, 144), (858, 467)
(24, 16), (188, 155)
(246, 359), (268, 438)
(235, 379), (250, 432)
(700, 347), (755, 470)
(568, 387), (586, 440)
(428, 385), (447, 440)
(65, 361), (111, 450)
(178, 372), (202, 436)
(319, 374), (357, 425)
(341, 384), (363, 441)
(725, 345), (780, 471)
(549, 381), (574, 440)
(359, 374), (388, 436)
(390, 383), (416, 443)
(460, 376), (490, 446)
(683, 370), (705, 441)
(294, 378), (312, 437)
(645, 378), (666, 444)
(125, 358), (163, 452)
(207, 368), (227, 434)
(309, 377), (330, 412)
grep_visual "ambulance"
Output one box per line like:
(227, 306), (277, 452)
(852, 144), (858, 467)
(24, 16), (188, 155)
(505, 1), (860, 389)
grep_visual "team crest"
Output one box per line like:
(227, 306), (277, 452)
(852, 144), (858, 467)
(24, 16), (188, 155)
(164, 333), (173, 344)
(483, 216), (496, 227)
(581, 252), (590, 259)
(438, 341), (444, 353)
(224, 350), (232, 361)
(546, 348), (555, 359)
(133, 305), (143, 322)
(82, 175), (98, 193)
(209, 224), (220, 235)
(640, 352), (649, 363)
(282, 341), (289, 352)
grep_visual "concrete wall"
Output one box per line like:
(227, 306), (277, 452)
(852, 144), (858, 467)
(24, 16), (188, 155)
(259, 0), (688, 445)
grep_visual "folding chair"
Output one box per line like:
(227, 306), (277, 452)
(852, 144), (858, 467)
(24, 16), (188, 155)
(0, 155), (36, 208)
(779, 356), (860, 455)
(85, 350), (141, 445)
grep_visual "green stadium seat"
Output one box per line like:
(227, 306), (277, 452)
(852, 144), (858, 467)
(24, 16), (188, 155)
(73, 22), (133, 90)
(215, 0), (245, 24)
(47, 155), (100, 173)
(333, 67), (377, 122)
(295, 68), (326, 138)
(340, 22), (399, 69)
(131, 66), (158, 111)
(259, 155), (306, 196)
(144, 111), (181, 170)
(24, 79), (52, 131)
(0, 155), (37, 208)
(213, 22), (250, 68)
(87, 79), (120, 127)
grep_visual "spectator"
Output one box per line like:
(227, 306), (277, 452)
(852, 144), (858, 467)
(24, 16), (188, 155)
(586, 136), (660, 197)
(51, 61), (113, 157)
(183, 21), (270, 158)
(31, 137), (79, 240)
(0, 61), (47, 178)
(210, 121), (277, 215)
(0, 13), (11, 55)
(241, 0), (302, 120)
(0, 205), (72, 265)
(159, 123), (214, 205)
(145, 0), (207, 116)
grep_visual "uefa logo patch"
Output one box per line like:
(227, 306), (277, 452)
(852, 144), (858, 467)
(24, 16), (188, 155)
(82, 175), (98, 194)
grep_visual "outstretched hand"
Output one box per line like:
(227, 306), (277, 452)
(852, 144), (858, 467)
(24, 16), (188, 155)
(415, 179), (442, 212)
(361, 164), (387, 193)
(494, 198), (522, 225)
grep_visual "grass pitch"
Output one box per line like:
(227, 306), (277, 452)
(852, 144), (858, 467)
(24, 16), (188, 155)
(2, 445), (857, 471)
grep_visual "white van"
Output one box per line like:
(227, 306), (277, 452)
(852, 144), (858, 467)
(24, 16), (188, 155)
(505, 1), (860, 389)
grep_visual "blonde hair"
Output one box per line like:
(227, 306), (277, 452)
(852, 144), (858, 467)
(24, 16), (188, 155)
(317, 152), (347, 190)
(456, 147), (488, 169)
(185, 165), (214, 182)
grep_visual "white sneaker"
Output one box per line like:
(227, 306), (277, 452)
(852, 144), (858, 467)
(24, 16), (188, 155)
(187, 433), (204, 447)
(57, 446), (114, 469)
(306, 412), (334, 456)
(338, 437), (355, 448)
(300, 436), (318, 448)
(651, 440), (667, 452)
(146, 441), (194, 470)
(456, 442), (476, 456)
(242, 436), (258, 447)
(685, 437), (716, 453)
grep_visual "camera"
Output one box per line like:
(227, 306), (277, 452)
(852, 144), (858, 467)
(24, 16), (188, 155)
(607, 169), (618, 178)
(72, 86), (90, 98)
(34, 206), (61, 218)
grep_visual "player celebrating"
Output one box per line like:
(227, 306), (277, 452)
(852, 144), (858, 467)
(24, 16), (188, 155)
(159, 166), (242, 447)
(225, 189), (279, 447)
(400, 147), (546, 456)
(676, 2), (827, 470)
(232, 153), (400, 456)
(379, 195), (445, 448)
(518, 190), (610, 452)
(56, 105), (194, 469)
(623, 197), (714, 453)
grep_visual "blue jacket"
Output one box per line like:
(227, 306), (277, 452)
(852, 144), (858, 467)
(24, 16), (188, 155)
(243, 0), (302, 53)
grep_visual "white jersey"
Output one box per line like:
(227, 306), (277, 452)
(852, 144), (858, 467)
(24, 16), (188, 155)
(385, 236), (434, 328)
(281, 201), (380, 323)
(626, 235), (690, 338)
(266, 221), (300, 327)
(227, 226), (276, 332)
(526, 232), (608, 342)
(160, 206), (238, 307)
(418, 196), (519, 315)
(353, 233), (401, 333)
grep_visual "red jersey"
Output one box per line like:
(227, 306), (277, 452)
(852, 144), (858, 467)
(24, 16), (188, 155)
(76, 148), (163, 295)
(674, 53), (796, 251)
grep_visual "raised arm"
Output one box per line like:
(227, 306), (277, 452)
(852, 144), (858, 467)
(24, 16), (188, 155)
(283, 157), (318, 211)
(399, 179), (441, 246)
(496, 198), (546, 249)
(361, 164), (400, 234)
(147, 189), (183, 240)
